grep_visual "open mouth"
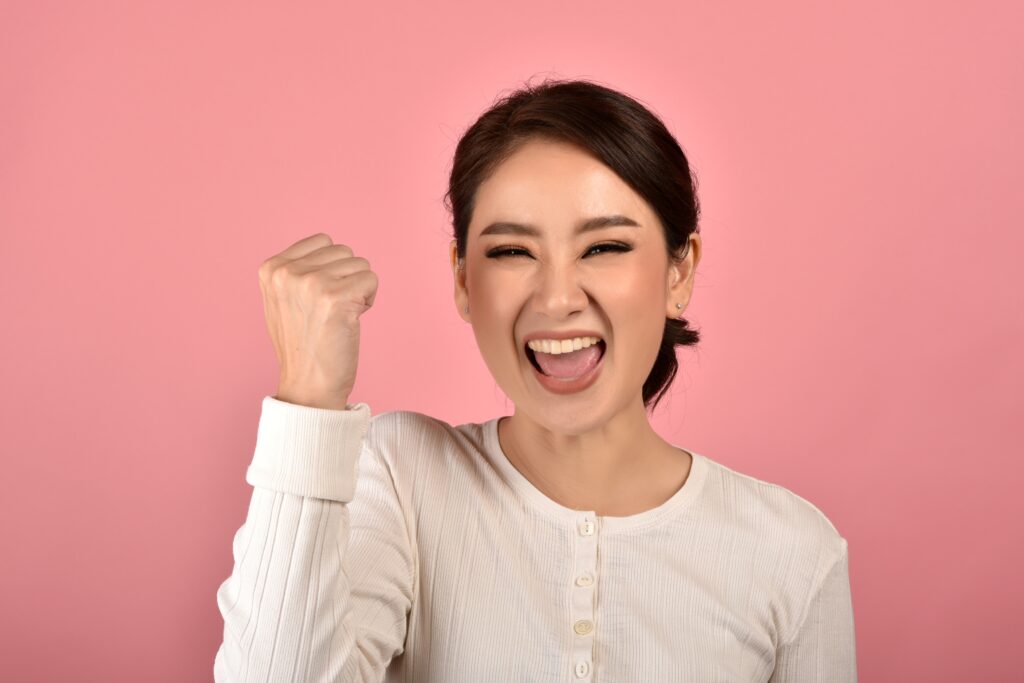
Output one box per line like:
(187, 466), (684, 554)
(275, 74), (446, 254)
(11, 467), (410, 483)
(525, 339), (606, 376)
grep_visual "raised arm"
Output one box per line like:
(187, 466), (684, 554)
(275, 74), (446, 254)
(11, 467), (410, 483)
(214, 397), (416, 682)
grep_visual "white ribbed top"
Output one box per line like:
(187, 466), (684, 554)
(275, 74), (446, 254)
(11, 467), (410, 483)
(215, 397), (857, 682)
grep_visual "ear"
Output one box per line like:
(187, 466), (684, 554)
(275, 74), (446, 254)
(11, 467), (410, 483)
(450, 239), (470, 321)
(666, 233), (701, 317)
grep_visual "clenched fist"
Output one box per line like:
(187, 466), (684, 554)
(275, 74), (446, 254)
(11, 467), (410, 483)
(258, 233), (379, 410)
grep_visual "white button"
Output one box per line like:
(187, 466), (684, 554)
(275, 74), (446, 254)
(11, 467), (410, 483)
(573, 619), (594, 635)
(574, 660), (590, 677)
(579, 519), (595, 536)
(575, 573), (594, 587)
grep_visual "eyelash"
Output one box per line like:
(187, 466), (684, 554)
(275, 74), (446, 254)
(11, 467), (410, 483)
(486, 242), (633, 259)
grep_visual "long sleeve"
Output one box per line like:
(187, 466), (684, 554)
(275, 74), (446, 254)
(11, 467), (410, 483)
(768, 540), (857, 682)
(214, 396), (416, 682)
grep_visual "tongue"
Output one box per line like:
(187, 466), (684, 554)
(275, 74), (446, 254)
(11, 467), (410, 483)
(535, 344), (603, 380)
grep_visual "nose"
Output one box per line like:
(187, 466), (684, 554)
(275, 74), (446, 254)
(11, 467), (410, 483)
(530, 261), (589, 319)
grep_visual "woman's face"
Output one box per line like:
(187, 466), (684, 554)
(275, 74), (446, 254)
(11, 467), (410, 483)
(450, 137), (700, 432)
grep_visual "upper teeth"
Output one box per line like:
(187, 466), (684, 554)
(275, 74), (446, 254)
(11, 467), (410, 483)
(527, 336), (602, 355)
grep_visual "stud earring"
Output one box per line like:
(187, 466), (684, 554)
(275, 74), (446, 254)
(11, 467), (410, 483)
(464, 305), (470, 314)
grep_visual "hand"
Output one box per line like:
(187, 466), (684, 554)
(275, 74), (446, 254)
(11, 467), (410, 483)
(258, 233), (379, 410)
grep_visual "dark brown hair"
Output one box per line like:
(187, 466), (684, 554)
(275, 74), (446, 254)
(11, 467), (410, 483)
(443, 77), (701, 412)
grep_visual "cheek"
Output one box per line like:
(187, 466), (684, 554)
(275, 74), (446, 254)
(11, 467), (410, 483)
(606, 267), (663, 314)
(467, 265), (505, 301)
(469, 274), (515, 317)
(467, 274), (521, 350)
(605, 269), (668, 356)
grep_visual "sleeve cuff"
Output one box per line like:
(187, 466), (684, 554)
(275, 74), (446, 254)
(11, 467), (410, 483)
(245, 395), (373, 502)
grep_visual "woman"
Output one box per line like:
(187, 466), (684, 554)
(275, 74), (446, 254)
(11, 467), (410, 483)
(215, 79), (857, 682)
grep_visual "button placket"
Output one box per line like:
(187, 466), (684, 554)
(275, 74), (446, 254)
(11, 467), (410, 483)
(570, 513), (598, 680)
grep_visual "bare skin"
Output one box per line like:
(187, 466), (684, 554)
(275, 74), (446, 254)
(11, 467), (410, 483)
(449, 138), (703, 517)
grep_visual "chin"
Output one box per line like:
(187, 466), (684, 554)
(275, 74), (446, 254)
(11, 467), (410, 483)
(514, 397), (616, 433)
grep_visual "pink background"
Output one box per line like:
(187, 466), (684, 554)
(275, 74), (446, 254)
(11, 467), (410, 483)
(1, 1), (1020, 680)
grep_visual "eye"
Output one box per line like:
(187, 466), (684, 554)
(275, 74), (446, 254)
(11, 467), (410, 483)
(585, 242), (632, 257)
(486, 245), (531, 258)
(485, 242), (633, 259)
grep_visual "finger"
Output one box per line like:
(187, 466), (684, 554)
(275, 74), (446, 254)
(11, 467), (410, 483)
(293, 243), (356, 267)
(274, 233), (335, 267)
(291, 254), (369, 279)
(322, 269), (378, 308)
(344, 270), (379, 308)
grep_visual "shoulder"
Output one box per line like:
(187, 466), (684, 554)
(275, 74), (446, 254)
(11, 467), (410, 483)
(699, 454), (846, 551)
(367, 407), (445, 436)
(696, 454), (850, 641)
(358, 409), (497, 517)
(698, 454), (848, 602)
(363, 408), (487, 468)
(365, 408), (471, 445)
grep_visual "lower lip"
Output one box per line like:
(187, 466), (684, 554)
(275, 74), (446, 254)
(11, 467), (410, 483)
(527, 344), (606, 394)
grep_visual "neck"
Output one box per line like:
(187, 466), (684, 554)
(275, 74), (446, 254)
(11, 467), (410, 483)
(497, 403), (692, 516)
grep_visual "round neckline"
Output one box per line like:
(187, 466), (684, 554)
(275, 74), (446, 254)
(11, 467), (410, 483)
(482, 415), (708, 534)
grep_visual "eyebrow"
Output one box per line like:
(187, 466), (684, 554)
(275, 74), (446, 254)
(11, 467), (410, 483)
(479, 214), (641, 237)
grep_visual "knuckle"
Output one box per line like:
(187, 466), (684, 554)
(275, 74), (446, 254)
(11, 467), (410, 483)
(269, 265), (292, 288)
(297, 269), (322, 294)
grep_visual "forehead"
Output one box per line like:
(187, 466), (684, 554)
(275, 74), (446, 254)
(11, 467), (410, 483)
(470, 139), (655, 239)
